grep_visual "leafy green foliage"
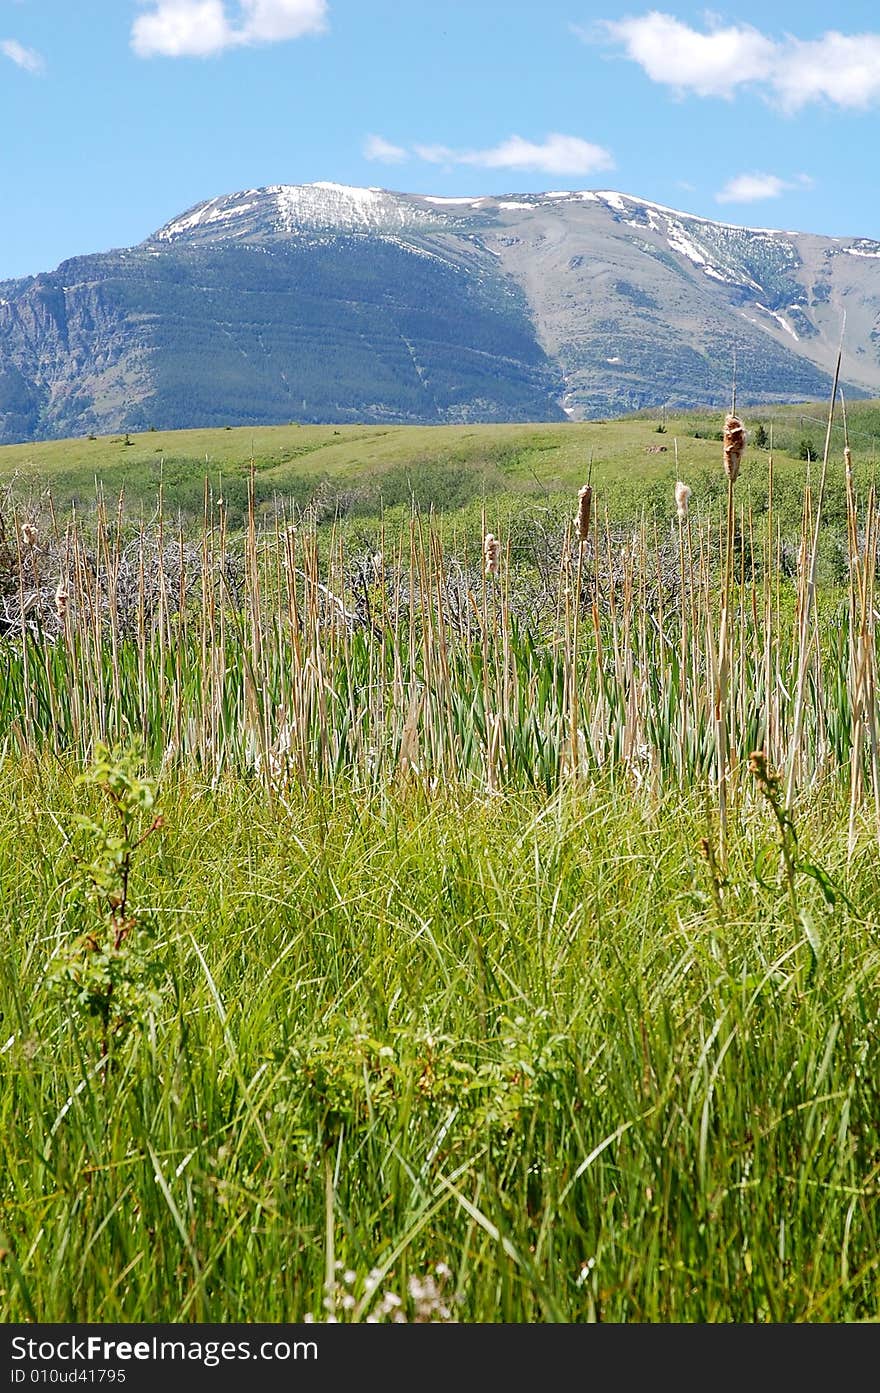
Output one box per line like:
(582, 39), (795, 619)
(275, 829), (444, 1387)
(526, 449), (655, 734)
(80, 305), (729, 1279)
(47, 742), (165, 1050)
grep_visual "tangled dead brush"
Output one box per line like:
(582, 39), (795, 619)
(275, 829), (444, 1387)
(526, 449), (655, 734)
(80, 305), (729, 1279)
(0, 497), (221, 640)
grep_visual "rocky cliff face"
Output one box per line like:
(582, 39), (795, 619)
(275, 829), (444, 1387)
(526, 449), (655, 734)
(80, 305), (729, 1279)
(1, 181), (877, 444)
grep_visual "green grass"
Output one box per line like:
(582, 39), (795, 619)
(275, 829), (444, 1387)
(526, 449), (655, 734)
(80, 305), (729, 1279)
(4, 396), (880, 1323)
(3, 403), (879, 532)
(2, 760), (879, 1322)
(0, 406), (857, 518)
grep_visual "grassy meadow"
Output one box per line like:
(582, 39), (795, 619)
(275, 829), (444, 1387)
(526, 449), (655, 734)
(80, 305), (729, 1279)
(3, 395), (880, 530)
(2, 396), (880, 1322)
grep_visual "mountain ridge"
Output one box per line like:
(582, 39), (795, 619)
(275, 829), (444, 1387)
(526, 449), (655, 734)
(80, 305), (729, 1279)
(1, 182), (877, 445)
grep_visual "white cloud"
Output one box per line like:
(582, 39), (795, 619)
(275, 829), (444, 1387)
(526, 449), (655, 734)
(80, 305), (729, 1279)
(236, 0), (327, 42)
(596, 12), (880, 111)
(716, 173), (787, 203)
(363, 133), (407, 164)
(715, 171), (814, 203)
(772, 33), (880, 111)
(413, 132), (614, 176)
(1, 37), (44, 73)
(132, 1), (231, 57)
(132, 0), (327, 58)
(601, 13), (772, 99)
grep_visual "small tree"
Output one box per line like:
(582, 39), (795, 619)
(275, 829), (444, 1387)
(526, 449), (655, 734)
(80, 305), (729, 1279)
(754, 423), (768, 449)
(798, 438), (817, 462)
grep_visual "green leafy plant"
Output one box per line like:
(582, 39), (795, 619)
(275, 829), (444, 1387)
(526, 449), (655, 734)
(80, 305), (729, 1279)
(48, 741), (165, 1056)
(748, 748), (839, 975)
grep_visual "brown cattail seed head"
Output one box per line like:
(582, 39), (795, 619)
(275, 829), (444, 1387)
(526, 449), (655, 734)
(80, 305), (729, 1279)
(575, 484), (592, 543)
(54, 579), (68, 619)
(20, 522), (38, 548)
(674, 480), (691, 520)
(483, 532), (500, 577)
(723, 414), (746, 483)
(748, 747), (781, 797)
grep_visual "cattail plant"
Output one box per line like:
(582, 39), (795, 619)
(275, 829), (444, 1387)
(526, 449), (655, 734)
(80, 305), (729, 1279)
(673, 481), (692, 777)
(715, 412), (745, 864)
(483, 533), (500, 578)
(840, 399), (880, 858)
(54, 578), (69, 620)
(723, 414), (745, 483)
(574, 484), (592, 544)
(567, 483), (593, 776)
(785, 337), (844, 810)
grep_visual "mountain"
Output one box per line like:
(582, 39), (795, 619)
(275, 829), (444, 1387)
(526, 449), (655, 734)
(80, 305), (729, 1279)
(1, 180), (878, 444)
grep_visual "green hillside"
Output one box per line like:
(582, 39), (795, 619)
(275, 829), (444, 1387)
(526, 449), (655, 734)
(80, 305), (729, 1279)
(2, 397), (877, 530)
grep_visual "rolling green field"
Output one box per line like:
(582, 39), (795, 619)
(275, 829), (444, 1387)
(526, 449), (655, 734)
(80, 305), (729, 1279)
(2, 396), (879, 531)
(2, 398), (880, 1323)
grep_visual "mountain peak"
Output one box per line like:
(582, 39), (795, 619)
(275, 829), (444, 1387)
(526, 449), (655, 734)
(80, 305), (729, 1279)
(149, 181), (854, 251)
(151, 181), (445, 245)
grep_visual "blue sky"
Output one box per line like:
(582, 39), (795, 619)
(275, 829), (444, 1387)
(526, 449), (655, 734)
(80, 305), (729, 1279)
(3, 0), (880, 279)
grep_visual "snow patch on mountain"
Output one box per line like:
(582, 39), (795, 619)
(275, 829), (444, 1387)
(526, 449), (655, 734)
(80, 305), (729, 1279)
(756, 303), (800, 340)
(663, 223), (716, 270)
(310, 181), (383, 207)
(595, 191), (628, 212)
(272, 183), (437, 233)
(589, 189), (794, 237)
(157, 196), (261, 240)
(154, 182), (453, 244)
